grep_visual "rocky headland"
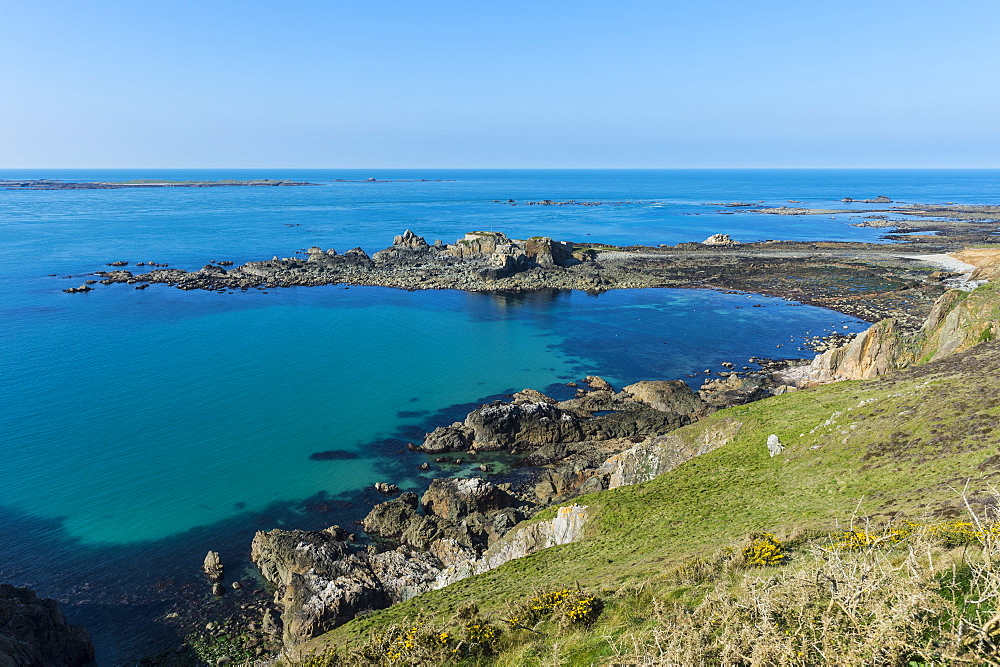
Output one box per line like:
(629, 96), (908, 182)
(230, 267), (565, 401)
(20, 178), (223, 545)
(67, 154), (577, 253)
(194, 244), (1000, 662)
(77, 226), (982, 328)
(43, 206), (1000, 662)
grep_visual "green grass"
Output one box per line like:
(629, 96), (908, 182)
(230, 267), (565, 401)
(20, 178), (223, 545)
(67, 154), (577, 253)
(295, 339), (1000, 661)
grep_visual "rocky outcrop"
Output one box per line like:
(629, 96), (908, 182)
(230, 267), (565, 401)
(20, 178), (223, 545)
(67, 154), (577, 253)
(423, 380), (703, 456)
(805, 319), (915, 383)
(432, 505), (590, 589)
(363, 482), (531, 554)
(793, 280), (1000, 385)
(594, 417), (743, 490)
(0, 584), (95, 666)
(421, 477), (516, 523)
(698, 373), (770, 408)
(250, 525), (453, 647)
(622, 380), (708, 418)
(703, 233), (739, 246)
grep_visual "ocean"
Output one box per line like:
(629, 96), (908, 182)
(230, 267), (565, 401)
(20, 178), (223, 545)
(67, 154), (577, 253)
(1, 169), (997, 663)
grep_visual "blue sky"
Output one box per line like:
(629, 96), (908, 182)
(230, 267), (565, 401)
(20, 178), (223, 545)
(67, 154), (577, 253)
(1, 0), (998, 168)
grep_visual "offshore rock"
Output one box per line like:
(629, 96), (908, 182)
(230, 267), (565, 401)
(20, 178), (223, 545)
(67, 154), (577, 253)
(0, 584), (95, 666)
(421, 422), (474, 454)
(203, 551), (224, 582)
(583, 375), (614, 391)
(392, 229), (430, 250)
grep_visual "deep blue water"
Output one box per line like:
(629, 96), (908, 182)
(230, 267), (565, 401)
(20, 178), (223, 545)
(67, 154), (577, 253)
(1, 169), (997, 663)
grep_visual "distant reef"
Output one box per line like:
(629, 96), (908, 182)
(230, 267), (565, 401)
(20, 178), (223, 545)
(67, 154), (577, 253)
(2, 178), (315, 189)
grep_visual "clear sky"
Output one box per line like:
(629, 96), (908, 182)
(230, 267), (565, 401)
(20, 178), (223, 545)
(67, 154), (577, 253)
(1, 0), (998, 168)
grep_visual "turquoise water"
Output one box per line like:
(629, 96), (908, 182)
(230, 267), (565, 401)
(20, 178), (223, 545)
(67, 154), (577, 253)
(1, 169), (997, 662)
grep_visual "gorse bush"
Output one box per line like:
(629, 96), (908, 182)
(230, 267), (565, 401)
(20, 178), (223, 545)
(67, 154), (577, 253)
(742, 533), (787, 566)
(294, 517), (1000, 665)
(295, 587), (603, 665)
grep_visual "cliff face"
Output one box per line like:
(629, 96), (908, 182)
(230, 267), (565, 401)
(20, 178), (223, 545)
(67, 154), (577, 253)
(805, 281), (1000, 383)
(0, 585), (95, 667)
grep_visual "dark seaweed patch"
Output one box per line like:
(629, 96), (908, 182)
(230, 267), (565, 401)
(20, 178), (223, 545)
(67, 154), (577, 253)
(309, 449), (359, 461)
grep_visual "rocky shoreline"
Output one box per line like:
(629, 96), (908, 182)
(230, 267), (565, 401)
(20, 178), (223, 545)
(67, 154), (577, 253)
(71, 225), (977, 330)
(172, 242), (1000, 662)
(46, 209), (1000, 662)
(217, 373), (769, 655)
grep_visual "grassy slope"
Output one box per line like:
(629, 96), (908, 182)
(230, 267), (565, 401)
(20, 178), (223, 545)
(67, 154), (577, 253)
(299, 331), (1000, 661)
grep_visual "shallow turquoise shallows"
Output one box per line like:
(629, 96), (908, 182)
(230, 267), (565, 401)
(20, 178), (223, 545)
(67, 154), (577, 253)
(1, 169), (997, 662)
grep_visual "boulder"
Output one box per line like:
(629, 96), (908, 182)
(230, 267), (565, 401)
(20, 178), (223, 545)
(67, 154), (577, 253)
(622, 380), (707, 418)
(0, 584), (95, 666)
(702, 233), (739, 246)
(421, 478), (515, 523)
(421, 422), (474, 453)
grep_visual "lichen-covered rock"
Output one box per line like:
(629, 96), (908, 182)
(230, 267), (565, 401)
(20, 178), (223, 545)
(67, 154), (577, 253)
(421, 478), (515, 522)
(595, 417), (743, 489)
(0, 584), (95, 666)
(464, 401), (584, 451)
(767, 434), (784, 457)
(250, 526), (388, 647)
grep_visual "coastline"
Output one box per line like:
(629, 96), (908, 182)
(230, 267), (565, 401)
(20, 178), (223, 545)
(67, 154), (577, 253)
(7, 184), (1000, 662)
(138, 220), (1000, 660)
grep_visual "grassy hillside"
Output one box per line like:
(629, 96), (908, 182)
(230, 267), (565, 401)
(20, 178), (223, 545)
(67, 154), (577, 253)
(285, 334), (1000, 664)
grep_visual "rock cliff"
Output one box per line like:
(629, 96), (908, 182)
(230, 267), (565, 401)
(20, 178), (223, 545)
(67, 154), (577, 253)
(799, 279), (1000, 384)
(0, 585), (95, 666)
